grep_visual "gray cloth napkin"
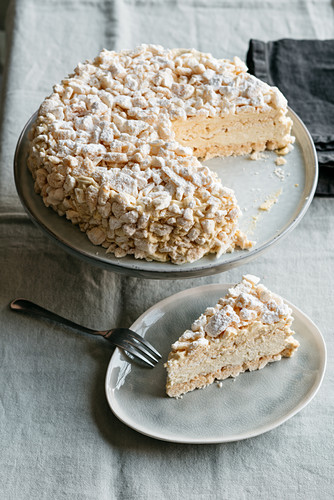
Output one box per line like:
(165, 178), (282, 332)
(247, 38), (334, 196)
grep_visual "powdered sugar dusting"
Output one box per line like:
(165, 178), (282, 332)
(171, 275), (292, 351)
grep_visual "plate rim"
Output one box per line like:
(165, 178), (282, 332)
(105, 282), (327, 444)
(14, 108), (318, 279)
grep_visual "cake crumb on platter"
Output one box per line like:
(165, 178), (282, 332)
(275, 156), (287, 166)
(276, 142), (294, 156)
(249, 151), (269, 161)
(259, 189), (282, 212)
(274, 167), (285, 181)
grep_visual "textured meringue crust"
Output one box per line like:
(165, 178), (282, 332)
(165, 275), (299, 397)
(27, 45), (292, 264)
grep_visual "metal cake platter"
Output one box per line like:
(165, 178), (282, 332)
(14, 108), (318, 279)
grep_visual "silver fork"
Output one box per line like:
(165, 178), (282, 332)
(10, 298), (161, 368)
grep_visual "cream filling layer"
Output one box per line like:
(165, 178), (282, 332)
(172, 111), (292, 159)
(166, 324), (296, 388)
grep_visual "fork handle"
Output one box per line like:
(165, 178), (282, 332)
(10, 298), (101, 337)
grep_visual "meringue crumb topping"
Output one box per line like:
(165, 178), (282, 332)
(171, 275), (291, 351)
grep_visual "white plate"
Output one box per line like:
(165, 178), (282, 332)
(14, 109), (317, 279)
(105, 283), (326, 444)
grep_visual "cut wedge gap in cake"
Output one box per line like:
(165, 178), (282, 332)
(165, 275), (299, 397)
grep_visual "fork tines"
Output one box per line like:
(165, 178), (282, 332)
(126, 332), (161, 367)
(111, 328), (161, 368)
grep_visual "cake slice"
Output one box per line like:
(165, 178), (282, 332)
(165, 275), (299, 397)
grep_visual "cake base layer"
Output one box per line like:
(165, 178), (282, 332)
(166, 349), (295, 398)
(166, 327), (299, 397)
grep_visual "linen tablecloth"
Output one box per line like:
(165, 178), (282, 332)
(1, 1), (333, 498)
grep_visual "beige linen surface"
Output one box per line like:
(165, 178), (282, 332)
(0, 1), (333, 499)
